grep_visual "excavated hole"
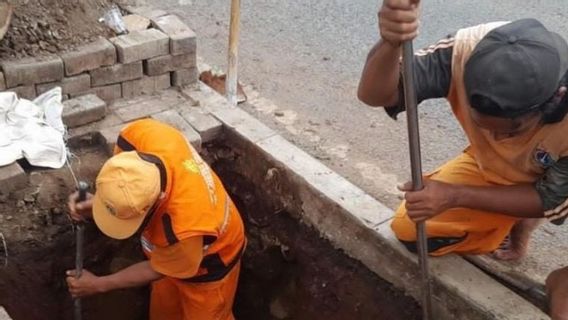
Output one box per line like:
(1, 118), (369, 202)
(0, 137), (420, 320)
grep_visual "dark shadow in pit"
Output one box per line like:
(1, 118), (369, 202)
(204, 142), (422, 320)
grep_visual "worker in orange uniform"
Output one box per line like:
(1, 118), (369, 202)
(66, 118), (246, 320)
(358, 0), (568, 318)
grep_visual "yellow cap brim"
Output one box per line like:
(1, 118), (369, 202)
(92, 193), (147, 240)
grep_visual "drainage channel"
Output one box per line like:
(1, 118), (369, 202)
(0, 135), (420, 320)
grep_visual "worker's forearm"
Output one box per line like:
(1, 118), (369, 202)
(453, 184), (544, 218)
(99, 261), (162, 293)
(357, 40), (402, 106)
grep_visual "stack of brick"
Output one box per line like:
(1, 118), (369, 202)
(0, 12), (197, 102)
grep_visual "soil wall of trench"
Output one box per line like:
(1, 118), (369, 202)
(0, 137), (420, 320)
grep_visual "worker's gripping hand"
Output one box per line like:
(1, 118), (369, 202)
(398, 178), (457, 222)
(66, 269), (105, 298)
(67, 191), (94, 222)
(378, 0), (420, 47)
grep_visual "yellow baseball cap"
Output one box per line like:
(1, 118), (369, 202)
(92, 151), (162, 240)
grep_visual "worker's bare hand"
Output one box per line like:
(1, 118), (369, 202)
(67, 191), (94, 222)
(398, 178), (457, 222)
(546, 266), (568, 320)
(66, 269), (105, 298)
(378, 0), (420, 46)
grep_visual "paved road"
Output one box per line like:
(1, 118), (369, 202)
(155, 0), (567, 285)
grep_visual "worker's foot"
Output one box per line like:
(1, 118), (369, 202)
(491, 218), (542, 261)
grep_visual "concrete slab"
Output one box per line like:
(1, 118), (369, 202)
(112, 90), (184, 122)
(185, 83), (276, 143)
(151, 110), (201, 150)
(62, 94), (107, 128)
(179, 107), (222, 143)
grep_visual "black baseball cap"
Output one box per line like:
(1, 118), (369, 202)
(464, 19), (568, 117)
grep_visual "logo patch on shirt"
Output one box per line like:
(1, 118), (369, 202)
(182, 159), (200, 173)
(534, 149), (555, 168)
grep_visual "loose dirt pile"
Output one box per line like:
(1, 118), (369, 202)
(0, 0), (124, 59)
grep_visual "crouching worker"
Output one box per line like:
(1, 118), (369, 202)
(66, 119), (246, 320)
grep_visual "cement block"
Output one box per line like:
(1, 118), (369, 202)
(172, 67), (198, 87)
(209, 105), (276, 143)
(114, 93), (181, 122)
(91, 62), (143, 86)
(61, 38), (116, 76)
(0, 72), (5, 90)
(7, 85), (36, 100)
(1, 56), (63, 88)
(0, 162), (28, 194)
(68, 113), (123, 138)
(62, 94), (107, 128)
(36, 74), (91, 96)
(110, 29), (169, 64)
(179, 108), (222, 142)
(73, 84), (122, 102)
(123, 14), (151, 32)
(124, 6), (168, 20)
(121, 74), (171, 98)
(144, 53), (196, 76)
(151, 15), (197, 55)
(151, 110), (201, 150)
(98, 124), (124, 155)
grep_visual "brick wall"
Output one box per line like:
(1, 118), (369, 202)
(0, 11), (198, 102)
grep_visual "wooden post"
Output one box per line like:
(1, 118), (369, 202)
(226, 0), (241, 107)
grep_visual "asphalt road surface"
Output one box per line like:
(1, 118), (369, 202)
(154, 0), (568, 286)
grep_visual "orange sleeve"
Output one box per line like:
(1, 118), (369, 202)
(149, 236), (204, 279)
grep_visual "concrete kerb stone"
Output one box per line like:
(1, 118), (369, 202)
(97, 124), (124, 155)
(112, 89), (186, 122)
(0, 162), (28, 195)
(110, 29), (170, 64)
(36, 73), (91, 96)
(144, 53), (196, 76)
(76, 84), (122, 102)
(122, 74), (171, 99)
(124, 6), (168, 20)
(60, 38), (116, 76)
(179, 106), (222, 143)
(151, 14), (197, 56)
(172, 67), (198, 87)
(7, 85), (36, 100)
(90, 62), (143, 86)
(151, 110), (202, 150)
(62, 94), (107, 128)
(1, 56), (63, 88)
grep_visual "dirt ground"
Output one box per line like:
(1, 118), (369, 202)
(0, 0), (122, 59)
(0, 145), (148, 320)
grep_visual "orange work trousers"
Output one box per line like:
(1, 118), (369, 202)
(149, 263), (240, 320)
(391, 152), (520, 256)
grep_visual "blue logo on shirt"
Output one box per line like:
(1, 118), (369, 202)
(534, 149), (555, 168)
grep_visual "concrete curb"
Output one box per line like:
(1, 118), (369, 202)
(185, 82), (549, 320)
